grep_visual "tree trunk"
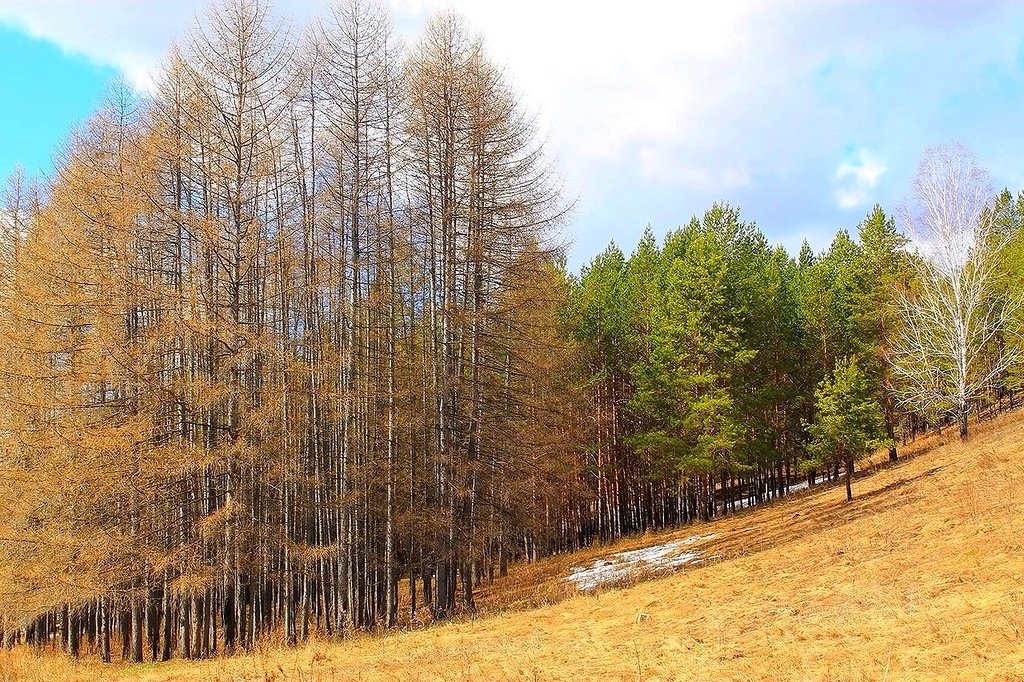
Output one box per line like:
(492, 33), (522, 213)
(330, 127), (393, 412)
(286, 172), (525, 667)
(131, 598), (143, 663)
(67, 609), (79, 659)
(99, 600), (110, 664)
(886, 418), (898, 463)
(844, 457), (854, 502)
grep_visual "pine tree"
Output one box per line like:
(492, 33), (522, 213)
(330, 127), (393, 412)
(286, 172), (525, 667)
(629, 224), (754, 519)
(807, 358), (887, 502)
(853, 205), (911, 461)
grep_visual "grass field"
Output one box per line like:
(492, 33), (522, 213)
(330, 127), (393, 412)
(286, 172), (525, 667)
(3, 412), (1023, 681)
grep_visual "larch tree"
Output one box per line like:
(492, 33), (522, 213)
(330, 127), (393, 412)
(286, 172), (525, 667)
(0, 0), (574, 661)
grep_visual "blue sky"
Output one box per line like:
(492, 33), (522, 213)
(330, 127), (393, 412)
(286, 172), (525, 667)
(0, 26), (115, 178)
(3, 1), (1024, 269)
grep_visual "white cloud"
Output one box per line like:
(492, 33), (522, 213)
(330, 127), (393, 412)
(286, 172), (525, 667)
(836, 150), (887, 187)
(638, 146), (751, 190)
(0, 1), (196, 88)
(0, 0), (335, 87)
(3, 0), (1024, 266)
(834, 148), (887, 210)
(0, 2), (772, 160)
(0, 1), (794, 209)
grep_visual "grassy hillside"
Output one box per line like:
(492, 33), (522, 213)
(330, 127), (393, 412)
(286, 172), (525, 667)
(4, 412), (1023, 681)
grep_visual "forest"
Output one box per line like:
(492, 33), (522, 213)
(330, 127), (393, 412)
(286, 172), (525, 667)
(0, 0), (1022, 665)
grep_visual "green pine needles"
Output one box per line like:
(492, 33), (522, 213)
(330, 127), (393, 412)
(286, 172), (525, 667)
(806, 358), (889, 501)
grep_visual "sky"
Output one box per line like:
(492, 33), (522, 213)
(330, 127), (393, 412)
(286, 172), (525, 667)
(3, 0), (1024, 269)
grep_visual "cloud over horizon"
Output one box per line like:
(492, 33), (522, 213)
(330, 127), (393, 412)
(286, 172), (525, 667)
(3, 1), (1024, 266)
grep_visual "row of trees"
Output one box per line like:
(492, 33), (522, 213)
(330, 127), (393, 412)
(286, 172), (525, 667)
(566, 143), (1023, 529)
(565, 202), (902, 529)
(0, 0), (579, 662)
(0, 0), (1021, 665)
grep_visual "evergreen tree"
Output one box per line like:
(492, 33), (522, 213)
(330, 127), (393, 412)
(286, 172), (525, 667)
(853, 205), (911, 461)
(630, 225), (754, 517)
(800, 230), (862, 373)
(989, 190), (1024, 396)
(807, 358), (887, 501)
(568, 244), (633, 539)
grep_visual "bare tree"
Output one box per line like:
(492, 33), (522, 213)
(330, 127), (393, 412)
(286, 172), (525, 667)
(891, 143), (1023, 439)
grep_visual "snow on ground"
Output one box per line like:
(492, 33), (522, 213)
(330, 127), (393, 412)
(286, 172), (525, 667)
(734, 478), (810, 510)
(566, 479), (817, 590)
(566, 533), (718, 591)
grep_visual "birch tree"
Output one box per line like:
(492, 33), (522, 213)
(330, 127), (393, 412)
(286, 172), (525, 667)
(891, 144), (1023, 439)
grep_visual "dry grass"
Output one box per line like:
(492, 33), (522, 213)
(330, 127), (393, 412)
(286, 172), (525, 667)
(5, 413), (1024, 681)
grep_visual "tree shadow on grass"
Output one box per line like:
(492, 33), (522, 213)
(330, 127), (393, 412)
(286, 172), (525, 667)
(697, 464), (947, 565)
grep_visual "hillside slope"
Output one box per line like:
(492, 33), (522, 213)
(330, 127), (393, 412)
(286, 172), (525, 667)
(5, 413), (1024, 681)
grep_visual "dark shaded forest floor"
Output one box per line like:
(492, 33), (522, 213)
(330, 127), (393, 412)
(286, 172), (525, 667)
(5, 411), (1024, 681)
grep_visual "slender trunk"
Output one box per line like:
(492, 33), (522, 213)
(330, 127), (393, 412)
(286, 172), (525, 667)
(886, 417), (898, 463)
(845, 456), (854, 502)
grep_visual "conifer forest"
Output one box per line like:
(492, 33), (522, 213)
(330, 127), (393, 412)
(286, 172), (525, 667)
(0, 0), (1022, 665)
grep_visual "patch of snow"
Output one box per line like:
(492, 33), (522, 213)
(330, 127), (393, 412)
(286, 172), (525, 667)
(566, 533), (718, 591)
(567, 478), (819, 590)
(789, 479), (811, 493)
(733, 478), (811, 510)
